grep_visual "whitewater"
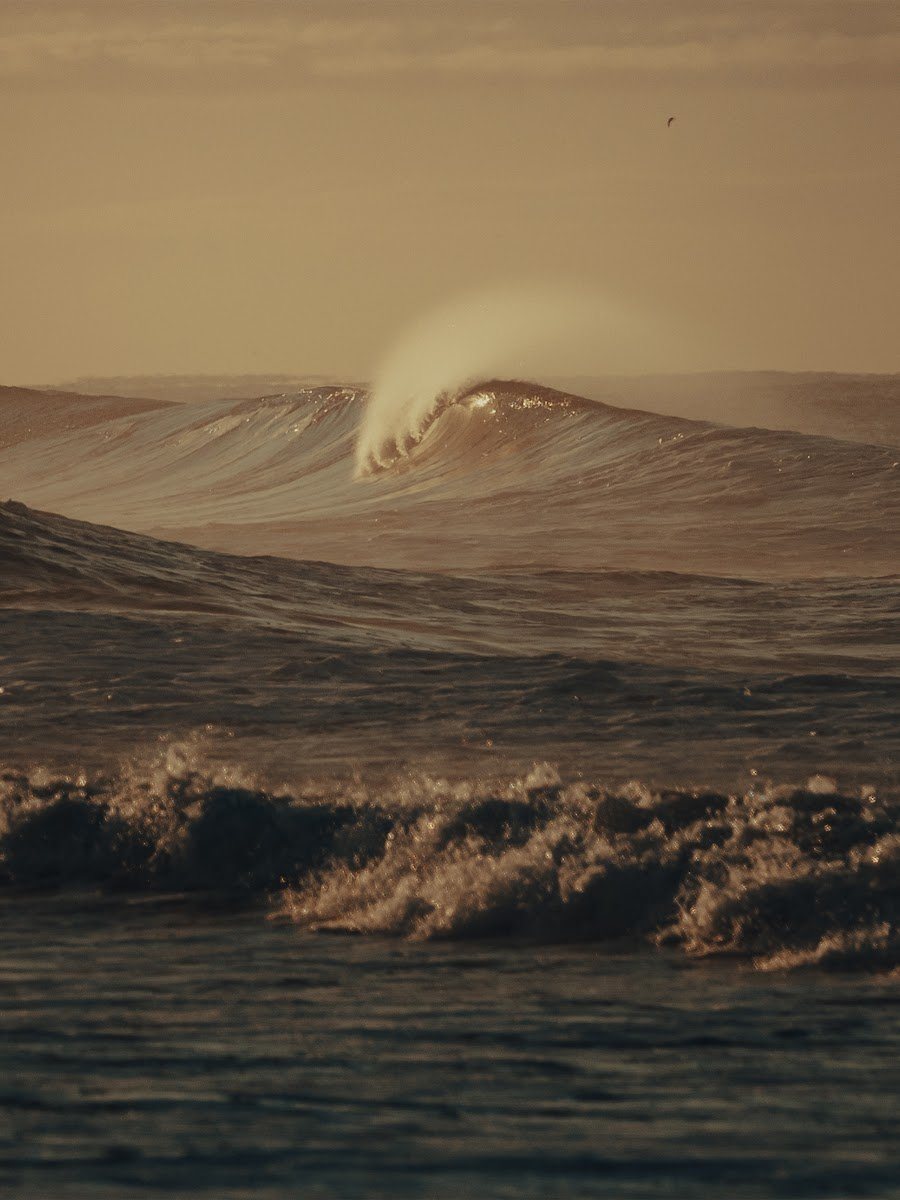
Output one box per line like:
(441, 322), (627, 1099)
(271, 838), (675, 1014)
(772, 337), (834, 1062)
(1, 370), (898, 1199)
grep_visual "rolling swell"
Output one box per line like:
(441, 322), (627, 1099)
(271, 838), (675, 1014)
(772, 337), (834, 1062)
(4, 500), (896, 670)
(2, 500), (898, 791)
(1, 755), (897, 972)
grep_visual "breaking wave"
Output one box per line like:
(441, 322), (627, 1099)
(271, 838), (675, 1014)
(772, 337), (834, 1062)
(1, 753), (896, 973)
(353, 284), (652, 472)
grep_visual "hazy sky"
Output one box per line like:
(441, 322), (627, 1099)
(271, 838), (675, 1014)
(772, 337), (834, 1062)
(1, 0), (898, 383)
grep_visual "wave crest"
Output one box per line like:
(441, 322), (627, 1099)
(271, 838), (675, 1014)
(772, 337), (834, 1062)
(354, 286), (640, 473)
(356, 378), (599, 475)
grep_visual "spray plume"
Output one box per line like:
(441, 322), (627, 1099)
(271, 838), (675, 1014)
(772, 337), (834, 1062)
(355, 285), (652, 474)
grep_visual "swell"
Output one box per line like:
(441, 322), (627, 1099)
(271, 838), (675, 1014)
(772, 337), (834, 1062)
(3, 502), (898, 792)
(551, 372), (900, 450)
(0, 384), (172, 452)
(3, 501), (898, 673)
(1, 380), (897, 578)
(1, 755), (896, 973)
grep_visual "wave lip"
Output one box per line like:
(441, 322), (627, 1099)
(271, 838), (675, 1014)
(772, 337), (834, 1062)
(2, 756), (897, 973)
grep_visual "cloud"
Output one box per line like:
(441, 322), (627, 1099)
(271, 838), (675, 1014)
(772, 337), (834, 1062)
(0, 15), (383, 74)
(1, 2), (897, 87)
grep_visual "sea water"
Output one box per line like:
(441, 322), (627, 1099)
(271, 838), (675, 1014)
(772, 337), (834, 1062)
(0, 373), (898, 1196)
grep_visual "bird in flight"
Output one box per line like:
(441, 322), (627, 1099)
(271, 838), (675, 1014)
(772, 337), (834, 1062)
(667, 116), (676, 127)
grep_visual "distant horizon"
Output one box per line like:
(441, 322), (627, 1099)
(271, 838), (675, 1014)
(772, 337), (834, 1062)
(7, 367), (895, 450)
(33, 366), (900, 397)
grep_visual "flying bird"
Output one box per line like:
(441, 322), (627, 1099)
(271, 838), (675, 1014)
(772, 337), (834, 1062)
(667, 116), (676, 127)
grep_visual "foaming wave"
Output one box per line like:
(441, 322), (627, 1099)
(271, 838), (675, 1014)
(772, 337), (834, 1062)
(282, 770), (899, 973)
(2, 749), (896, 972)
(355, 286), (652, 473)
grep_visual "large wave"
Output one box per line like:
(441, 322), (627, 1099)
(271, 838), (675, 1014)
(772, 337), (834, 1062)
(2, 379), (897, 578)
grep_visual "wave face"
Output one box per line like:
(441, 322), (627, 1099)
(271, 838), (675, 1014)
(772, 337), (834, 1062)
(2, 378), (897, 577)
(1, 755), (897, 971)
(2, 372), (899, 969)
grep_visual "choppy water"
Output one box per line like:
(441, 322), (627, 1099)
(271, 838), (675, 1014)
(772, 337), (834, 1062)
(1, 373), (898, 1196)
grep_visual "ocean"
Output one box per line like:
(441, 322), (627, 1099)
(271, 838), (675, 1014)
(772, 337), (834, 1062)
(1, 373), (898, 1197)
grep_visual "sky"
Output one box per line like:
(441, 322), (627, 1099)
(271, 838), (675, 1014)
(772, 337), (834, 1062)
(1, 0), (898, 384)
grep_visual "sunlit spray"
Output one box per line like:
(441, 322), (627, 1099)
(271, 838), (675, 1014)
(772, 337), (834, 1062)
(355, 285), (655, 474)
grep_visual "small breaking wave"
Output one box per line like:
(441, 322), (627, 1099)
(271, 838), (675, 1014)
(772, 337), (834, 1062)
(1, 752), (896, 973)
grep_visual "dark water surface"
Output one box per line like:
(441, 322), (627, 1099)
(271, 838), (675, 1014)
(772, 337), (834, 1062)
(3, 896), (899, 1200)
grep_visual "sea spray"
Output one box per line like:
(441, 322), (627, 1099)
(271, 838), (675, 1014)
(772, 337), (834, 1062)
(354, 285), (649, 472)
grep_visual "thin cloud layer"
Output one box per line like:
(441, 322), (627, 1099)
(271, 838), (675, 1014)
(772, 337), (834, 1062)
(1, 1), (897, 86)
